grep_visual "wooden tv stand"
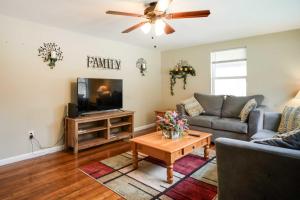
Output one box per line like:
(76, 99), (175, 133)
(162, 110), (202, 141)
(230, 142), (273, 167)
(65, 110), (134, 153)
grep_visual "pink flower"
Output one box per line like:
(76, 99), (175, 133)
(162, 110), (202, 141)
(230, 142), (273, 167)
(172, 112), (178, 118)
(177, 120), (183, 126)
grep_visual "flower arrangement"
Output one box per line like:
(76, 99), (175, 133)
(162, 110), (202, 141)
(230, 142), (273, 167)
(157, 111), (189, 139)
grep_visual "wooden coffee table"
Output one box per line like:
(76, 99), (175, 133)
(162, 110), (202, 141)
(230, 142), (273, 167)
(130, 130), (211, 184)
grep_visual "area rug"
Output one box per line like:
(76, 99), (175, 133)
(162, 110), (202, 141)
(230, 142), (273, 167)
(80, 148), (218, 200)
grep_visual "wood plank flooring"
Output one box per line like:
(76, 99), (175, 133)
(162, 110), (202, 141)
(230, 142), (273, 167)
(0, 128), (214, 200)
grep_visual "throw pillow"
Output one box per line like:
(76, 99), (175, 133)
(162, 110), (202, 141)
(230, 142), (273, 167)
(181, 97), (204, 117)
(253, 129), (300, 150)
(239, 99), (257, 122)
(278, 106), (300, 133)
(222, 95), (264, 118)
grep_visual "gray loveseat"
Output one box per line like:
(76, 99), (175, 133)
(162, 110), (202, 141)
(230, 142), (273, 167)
(216, 112), (300, 200)
(177, 93), (265, 141)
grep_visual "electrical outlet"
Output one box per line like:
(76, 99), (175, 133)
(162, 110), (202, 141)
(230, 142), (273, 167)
(28, 131), (34, 139)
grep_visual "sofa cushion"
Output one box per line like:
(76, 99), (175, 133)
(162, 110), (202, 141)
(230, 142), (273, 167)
(222, 95), (264, 118)
(263, 112), (281, 131)
(251, 129), (277, 140)
(187, 115), (219, 128)
(212, 118), (248, 134)
(194, 93), (224, 117)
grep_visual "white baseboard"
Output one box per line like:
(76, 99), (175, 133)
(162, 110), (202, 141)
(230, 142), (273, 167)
(0, 145), (64, 167)
(134, 123), (156, 132)
(0, 123), (155, 167)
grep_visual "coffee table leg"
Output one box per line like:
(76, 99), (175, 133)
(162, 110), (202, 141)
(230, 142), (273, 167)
(132, 143), (138, 169)
(204, 144), (210, 159)
(167, 164), (174, 184)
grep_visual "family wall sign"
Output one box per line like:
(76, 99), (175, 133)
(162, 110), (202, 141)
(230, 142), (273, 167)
(87, 56), (121, 70)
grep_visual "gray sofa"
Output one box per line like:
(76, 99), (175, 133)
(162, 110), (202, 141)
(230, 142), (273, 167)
(177, 93), (265, 141)
(215, 112), (300, 200)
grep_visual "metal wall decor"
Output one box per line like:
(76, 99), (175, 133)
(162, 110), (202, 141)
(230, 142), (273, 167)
(87, 56), (121, 70)
(136, 58), (147, 76)
(38, 43), (63, 69)
(169, 60), (196, 95)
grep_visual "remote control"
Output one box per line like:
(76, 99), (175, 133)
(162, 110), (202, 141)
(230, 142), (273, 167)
(188, 133), (201, 137)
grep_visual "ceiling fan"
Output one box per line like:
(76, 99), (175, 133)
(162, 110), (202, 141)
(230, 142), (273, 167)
(106, 0), (210, 36)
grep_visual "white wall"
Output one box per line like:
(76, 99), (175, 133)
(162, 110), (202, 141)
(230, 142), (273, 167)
(0, 15), (162, 160)
(161, 29), (300, 111)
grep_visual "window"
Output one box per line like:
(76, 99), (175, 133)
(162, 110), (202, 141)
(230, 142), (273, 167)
(211, 48), (247, 96)
(78, 78), (89, 98)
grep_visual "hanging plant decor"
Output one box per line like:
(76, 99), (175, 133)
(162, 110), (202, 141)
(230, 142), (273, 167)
(169, 60), (196, 95)
(38, 43), (63, 69)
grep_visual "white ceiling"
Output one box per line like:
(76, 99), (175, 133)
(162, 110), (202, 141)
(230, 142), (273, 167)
(0, 0), (300, 50)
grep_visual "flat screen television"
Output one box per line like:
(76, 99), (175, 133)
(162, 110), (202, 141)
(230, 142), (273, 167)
(77, 78), (123, 114)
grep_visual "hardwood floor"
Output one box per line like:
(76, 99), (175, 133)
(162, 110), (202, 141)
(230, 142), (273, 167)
(0, 128), (214, 200)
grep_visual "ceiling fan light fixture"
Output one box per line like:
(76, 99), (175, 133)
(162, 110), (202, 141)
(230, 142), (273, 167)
(141, 22), (151, 34)
(106, 0), (210, 36)
(155, 19), (166, 36)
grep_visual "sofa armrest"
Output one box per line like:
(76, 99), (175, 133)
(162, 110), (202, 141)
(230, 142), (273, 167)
(176, 104), (187, 116)
(215, 138), (300, 200)
(248, 107), (264, 136)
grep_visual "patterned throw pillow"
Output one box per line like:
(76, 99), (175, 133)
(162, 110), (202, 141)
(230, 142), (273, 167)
(278, 106), (300, 134)
(239, 99), (257, 122)
(253, 129), (300, 150)
(181, 97), (204, 117)
(276, 128), (300, 138)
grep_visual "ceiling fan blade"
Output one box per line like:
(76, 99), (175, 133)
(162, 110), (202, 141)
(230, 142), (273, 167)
(106, 10), (144, 18)
(122, 21), (147, 33)
(164, 21), (175, 34)
(155, 0), (173, 13)
(165, 10), (210, 19)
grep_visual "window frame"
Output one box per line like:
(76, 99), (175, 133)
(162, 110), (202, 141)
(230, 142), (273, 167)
(211, 47), (247, 96)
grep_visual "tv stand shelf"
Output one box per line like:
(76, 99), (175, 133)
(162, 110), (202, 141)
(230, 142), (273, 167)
(78, 126), (107, 135)
(65, 110), (134, 153)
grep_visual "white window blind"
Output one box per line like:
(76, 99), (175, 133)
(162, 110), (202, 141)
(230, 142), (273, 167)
(211, 48), (247, 96)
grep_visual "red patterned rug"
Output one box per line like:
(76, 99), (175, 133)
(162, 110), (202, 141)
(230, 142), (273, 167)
(80, 148), (218, 200)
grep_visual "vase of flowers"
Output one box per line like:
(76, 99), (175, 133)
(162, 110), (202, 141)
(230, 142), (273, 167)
(157, 111), (189, 139)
